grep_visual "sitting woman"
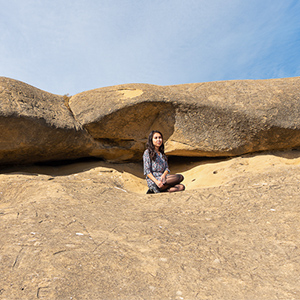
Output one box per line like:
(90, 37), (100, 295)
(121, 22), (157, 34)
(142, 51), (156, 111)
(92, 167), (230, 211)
(143, 130), (185, 193)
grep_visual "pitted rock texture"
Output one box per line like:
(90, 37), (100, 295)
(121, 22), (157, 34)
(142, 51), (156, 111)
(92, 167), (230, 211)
(1, 151), (300, 299)
(70, 78), (300, 161)
(1, 76), (300, 164)
(69, 84), (176, 161)
(0, 77), (102, 164)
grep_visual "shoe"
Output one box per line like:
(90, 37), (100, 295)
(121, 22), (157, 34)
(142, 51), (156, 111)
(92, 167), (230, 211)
(146, 189), (154, 194)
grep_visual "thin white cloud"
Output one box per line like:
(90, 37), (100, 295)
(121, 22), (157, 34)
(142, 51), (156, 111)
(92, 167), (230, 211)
(0, 0), (299, 95)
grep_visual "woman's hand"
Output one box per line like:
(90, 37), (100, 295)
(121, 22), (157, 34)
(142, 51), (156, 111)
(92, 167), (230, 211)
(156, 180), (164, 188)
(147, 172), (166, 189)
(160, 174), (167, 185)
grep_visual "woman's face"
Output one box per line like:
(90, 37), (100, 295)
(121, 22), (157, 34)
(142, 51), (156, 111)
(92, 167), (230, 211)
(152, 132), (163, 149)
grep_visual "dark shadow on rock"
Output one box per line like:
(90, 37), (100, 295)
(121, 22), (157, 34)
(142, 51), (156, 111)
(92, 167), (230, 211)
(0, 156), (145, 179)
(0, 155), (227, 179)
(2, 150), (300, 181)
(84, 101), (176, 161)
(261, 148), (300, 159)
(0, 115), (95, 165)
(167, 156), (233, 173)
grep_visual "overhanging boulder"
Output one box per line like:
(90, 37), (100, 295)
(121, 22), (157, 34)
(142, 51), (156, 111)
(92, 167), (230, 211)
(69, 77), (300, 161)
(1, 76), (300, 164)
(0, 77), (101, 164)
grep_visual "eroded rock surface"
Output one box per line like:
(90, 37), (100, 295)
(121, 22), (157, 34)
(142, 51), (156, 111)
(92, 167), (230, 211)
(69, 84), (176, 161)
(70, 77), (300, 161)
(0, 77), (101, 164)
(1, 76), (300, 164)
(1, 153), (300, 299)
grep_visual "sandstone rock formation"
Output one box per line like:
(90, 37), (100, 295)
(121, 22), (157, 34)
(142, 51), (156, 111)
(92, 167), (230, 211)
(1, 76), (300, 164)
(69, 84), (175, 161)
(70, 77), (300, 160)
(0, 77), (102, 164)
(1, 151), (300, 299)
(1, 75), (300, 299)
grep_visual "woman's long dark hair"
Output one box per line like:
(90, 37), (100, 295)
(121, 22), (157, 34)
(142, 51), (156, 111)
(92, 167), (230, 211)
(146, 130), (167, 161)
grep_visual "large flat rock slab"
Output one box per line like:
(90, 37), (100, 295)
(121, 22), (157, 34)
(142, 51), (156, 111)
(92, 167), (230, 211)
(1, 155), (300, 299)
(70, 77), (300, 161)
(0, 77), (101, 164)
(1, 76), (300, 164)
(69, 84), (175, 161)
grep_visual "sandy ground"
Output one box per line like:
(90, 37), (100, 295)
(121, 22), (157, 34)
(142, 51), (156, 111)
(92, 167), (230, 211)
(1, 150), (300, 299)
(2, 149), (300, 193)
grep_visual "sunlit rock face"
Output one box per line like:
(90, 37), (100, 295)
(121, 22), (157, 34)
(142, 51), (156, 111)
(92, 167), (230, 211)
(1, 76), (300, 164)
(70, 77), (300, 160)
(0, 77), (101, 164)
(69, 84), (176, 161)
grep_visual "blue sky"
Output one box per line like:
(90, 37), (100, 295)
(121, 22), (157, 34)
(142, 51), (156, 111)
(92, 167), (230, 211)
(1, 0), (300, 95)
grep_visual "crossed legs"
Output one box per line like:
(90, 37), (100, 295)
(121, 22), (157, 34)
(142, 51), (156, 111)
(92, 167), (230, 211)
(160, 174), (185, 193)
